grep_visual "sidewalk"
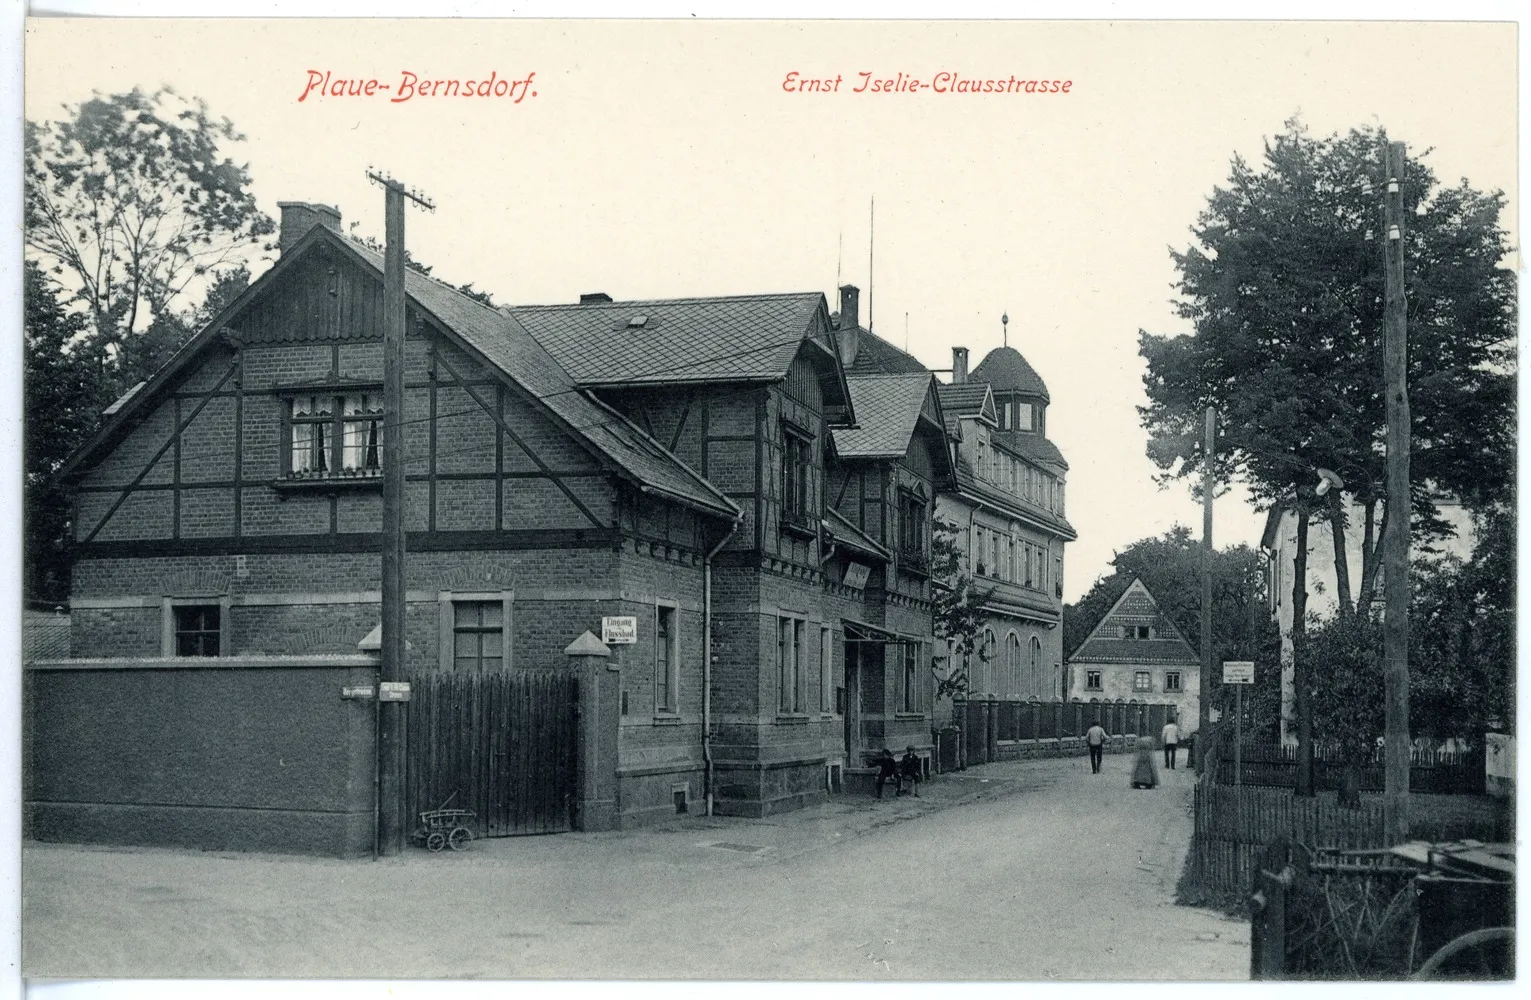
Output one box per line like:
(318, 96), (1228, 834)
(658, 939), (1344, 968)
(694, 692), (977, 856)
(567, 759), (1042, 863)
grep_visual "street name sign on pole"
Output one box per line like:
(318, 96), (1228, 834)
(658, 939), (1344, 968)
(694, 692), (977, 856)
(368, 168), (434, 858)
(1223, 661), (1254, 785)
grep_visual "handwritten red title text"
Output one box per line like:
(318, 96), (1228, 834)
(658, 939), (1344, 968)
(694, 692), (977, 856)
(782, 71), (1072, 95)
(298, 70), (538, 104)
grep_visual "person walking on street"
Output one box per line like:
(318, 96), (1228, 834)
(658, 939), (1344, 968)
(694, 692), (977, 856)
(1085, 720), (1108, 774)
(1131, 734), (1159, 789)
(1161, 720), (1181, 770)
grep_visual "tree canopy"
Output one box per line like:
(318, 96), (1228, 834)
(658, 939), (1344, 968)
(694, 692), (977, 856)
(25, 86), (274, 356)
(25, 88), (270, 602)
(1138, 119), (1515, 618)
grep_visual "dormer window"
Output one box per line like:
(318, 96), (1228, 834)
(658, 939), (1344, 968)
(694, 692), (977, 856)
(1014, 400), (1034, 431)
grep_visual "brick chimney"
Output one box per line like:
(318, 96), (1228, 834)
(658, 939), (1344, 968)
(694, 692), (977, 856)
(952, 346), (969, 384)
(277, 202), (342, 255)
(580, 292), (613, 304)
(836, 284), (860, 366)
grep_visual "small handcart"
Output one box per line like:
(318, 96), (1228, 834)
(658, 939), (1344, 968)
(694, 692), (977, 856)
(412, 794), (476, 853)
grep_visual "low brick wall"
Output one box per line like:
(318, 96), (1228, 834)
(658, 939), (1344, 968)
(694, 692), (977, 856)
(25, 655), (379, 857)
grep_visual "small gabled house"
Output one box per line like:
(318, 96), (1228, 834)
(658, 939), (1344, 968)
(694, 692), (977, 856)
(1066, 577), (1199, 732)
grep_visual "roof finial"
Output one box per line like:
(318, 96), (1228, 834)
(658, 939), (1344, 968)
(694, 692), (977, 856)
(1001, 311), (1009, 348)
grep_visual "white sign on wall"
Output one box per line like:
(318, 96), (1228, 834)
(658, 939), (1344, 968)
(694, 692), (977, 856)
(1222, 661), (1255, 685)
(602, 616), (638, 645)
(843, 563), (871, 590)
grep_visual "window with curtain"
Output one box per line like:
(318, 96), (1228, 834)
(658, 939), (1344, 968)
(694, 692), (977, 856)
(288, 392), (383, 476)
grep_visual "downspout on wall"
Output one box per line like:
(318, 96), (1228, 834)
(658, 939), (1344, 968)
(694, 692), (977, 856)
(703, 513), (742, 817)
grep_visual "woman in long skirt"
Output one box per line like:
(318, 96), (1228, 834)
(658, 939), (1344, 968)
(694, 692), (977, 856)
(1130, 734), (1159, 789)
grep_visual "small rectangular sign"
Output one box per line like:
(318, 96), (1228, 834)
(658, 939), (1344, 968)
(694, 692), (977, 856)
(378, 680), (412, 702)
(341, 684), (376, 700)
(602, 616), (638, 645)
(1222, 661), (1255, 685)
(842, 562), (871, 590)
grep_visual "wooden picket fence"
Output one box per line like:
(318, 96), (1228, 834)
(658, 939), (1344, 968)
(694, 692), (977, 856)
(1217, 741), (1485, 796)
(1188, 779), (1511, 900)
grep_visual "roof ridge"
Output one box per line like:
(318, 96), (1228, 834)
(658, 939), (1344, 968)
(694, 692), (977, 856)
(512, 291), (822, 310)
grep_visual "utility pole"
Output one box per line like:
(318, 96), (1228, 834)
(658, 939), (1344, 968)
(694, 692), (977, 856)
(368, 168), (434, 857)
(1381, 141), (1411, 843)
(1198, 405), (1215, 770)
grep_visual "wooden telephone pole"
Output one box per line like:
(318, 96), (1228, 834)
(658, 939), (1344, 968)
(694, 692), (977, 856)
(1198, 405), (1215, 769)
(367, 169), (434, 857)
(1381, 141), (1411, 843)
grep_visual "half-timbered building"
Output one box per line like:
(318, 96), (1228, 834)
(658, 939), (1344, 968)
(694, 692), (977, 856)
(46, 205), (949, 842)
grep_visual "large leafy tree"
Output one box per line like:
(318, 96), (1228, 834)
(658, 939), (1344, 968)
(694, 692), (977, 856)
(25, 89), (271, 601)
(23, 260), (114, 602)
(1139, 119), (1515, 627)
(25, 86), (274, 363)
(1064, 527), (1281, 725)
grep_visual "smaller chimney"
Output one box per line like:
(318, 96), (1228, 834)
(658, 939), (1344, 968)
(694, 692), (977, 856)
(277, 202), (342, 256)
(580, 292), (613, 304)
(952, 347), (969, 384)
(836, 284), (861, 366)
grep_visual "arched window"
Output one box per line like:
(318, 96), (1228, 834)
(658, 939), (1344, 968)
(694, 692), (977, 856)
(1006, 633), (1021, 698)
(1029, 636), (1042, 696)
(981, 629), (996, 695)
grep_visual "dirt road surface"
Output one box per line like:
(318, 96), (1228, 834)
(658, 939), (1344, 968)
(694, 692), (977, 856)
(23, 752), (1248, 980)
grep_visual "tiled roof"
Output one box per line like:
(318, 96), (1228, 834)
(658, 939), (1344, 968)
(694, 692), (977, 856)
(1068, 577), (1198, 663)
(833, 373), (936, 459)
(346, 241), (744, 521)
(1068, 637), (1199, 665)
(511, 293), (825, 386)
(971, 346), (1050, 401)
(840, 324), (930, 376)
(936, 383), (995, 437)
(999, 430), (1069, 470)
(936, 383), (991, 416)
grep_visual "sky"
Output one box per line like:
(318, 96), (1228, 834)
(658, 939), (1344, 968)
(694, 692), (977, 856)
(22, 17), (1519, 603)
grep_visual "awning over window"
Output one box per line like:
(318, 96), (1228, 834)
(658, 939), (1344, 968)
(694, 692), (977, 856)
(842, 618), (918, 646)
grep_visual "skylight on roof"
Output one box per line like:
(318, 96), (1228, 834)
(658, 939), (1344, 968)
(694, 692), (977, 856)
(627, 315), (649, 328)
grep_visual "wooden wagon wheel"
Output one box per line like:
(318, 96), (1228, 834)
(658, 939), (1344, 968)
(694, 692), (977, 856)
(448, 826), (473, 852)
(426, 831), (447, 853)
(1412, 927), (1515, 980)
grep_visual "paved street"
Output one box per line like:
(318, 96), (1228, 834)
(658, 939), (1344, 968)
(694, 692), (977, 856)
(23, 753), (1248, 981)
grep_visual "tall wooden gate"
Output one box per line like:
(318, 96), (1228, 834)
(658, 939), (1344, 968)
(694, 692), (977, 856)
(403, 670), (579, 838)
